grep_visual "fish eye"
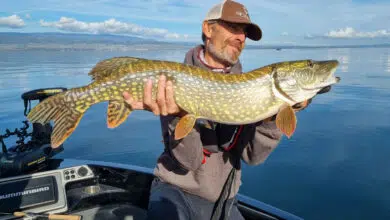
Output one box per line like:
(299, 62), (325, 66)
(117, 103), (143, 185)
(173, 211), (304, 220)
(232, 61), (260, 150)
(308, 60), (314, 68)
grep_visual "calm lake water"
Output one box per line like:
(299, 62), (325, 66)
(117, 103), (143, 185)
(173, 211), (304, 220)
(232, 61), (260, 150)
(1, 46), (390, 220)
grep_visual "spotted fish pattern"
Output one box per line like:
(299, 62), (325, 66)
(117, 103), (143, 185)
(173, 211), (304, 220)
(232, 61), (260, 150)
(27, 56), (340, 147)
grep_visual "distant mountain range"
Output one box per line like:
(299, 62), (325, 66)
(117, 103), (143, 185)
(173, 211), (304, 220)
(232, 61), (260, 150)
(246, 44), (390, 50)
(0, 32), (197, 51)
(0, 32), (389, 50)
(0, 32), (160, 44)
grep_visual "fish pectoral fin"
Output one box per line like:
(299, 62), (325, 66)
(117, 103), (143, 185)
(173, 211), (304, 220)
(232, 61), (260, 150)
(107, 100), (132, 128)
(174, 114), (197, 140)
(275, 105), (297, 138)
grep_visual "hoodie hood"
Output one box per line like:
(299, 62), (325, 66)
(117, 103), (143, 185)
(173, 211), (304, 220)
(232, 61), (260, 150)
(183, 44), (243, 74)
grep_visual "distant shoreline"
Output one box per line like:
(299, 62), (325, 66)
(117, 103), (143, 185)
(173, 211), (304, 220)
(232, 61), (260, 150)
(0, 43), (389, 51)
(0, 43), (192, 51)
(0, 32), (389, 51)
(246, 44), (390, 50)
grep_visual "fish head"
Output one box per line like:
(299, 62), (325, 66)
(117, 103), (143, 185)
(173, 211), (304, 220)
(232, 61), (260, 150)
(272, 59), (340, 104)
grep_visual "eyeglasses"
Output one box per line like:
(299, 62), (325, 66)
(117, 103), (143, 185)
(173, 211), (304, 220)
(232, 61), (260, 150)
(208, 20), (248, 36)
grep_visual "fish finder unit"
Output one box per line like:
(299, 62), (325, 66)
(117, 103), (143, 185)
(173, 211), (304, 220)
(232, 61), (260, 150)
(0, 164), (94, 219)
(0, 87), (67, 178)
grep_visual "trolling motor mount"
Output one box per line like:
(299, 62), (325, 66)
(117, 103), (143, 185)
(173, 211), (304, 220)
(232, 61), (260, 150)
(0, 87), (67, 178)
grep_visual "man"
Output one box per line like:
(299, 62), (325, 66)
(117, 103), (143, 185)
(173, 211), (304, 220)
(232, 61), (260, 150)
(123, 1), (309, 219)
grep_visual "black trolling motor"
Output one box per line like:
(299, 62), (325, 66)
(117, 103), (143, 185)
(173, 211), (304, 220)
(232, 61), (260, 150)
(0, 87), (67, 178)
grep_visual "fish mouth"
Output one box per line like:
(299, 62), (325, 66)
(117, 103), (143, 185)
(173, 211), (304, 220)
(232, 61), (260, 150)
(321, 74), (340, 87)
(303, 66), (340, 91)
(303, 76), (339, 91)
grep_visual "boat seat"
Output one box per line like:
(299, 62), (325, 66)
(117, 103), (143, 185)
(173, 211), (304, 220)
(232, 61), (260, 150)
(70, 203), (147, 220)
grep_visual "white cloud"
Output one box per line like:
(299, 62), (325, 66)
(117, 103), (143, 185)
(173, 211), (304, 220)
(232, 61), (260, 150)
(325, 27), (390, 38)
(39, 17), (187, 39)
(306, 27), (390, 39)
(0, 15), (25, 28)
(3, 0), (390, 44)
(305, 34), (313, 38)
(164, 33), (180, 39)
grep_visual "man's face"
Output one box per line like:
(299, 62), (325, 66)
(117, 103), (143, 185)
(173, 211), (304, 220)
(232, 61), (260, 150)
(206, 20), (247, 65)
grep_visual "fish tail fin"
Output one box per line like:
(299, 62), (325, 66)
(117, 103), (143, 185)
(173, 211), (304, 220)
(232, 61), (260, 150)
(27, 92), (88, 148)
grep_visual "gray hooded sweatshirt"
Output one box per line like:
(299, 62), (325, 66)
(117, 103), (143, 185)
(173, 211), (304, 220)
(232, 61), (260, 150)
(153, 45), (283, 202)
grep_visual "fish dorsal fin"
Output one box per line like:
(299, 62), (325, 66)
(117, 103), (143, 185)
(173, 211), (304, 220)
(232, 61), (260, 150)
(247, 65), (274, 77)
(88, 57), (144, 81)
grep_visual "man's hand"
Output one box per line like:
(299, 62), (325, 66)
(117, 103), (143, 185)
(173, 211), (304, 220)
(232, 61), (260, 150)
(123, 75), (182, 116)
(260, 85), (333, 122)
(291, 85), (332, 112)
(292, 99), (312, 112)
(262, 99), (312, 122)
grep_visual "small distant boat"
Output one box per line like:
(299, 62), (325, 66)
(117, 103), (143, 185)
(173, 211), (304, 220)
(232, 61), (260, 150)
(0, 88), (303, 220)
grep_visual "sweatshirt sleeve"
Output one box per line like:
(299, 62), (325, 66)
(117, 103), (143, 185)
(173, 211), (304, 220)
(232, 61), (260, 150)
(157, 49), (204, 171)
(239, 120), (283, 166)
(160, 115), (204, 171)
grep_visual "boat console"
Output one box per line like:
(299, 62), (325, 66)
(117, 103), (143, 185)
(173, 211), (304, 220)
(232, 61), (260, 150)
(0, 88), (150, 220)
(0, 165), (93, 216)
(0, 162), (151, 220)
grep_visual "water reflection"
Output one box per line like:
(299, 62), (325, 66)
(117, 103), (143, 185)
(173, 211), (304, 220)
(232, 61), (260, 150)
(1, 48), (390, 220)
(327, 48), (350, 73)
(339, 55), (349, 73)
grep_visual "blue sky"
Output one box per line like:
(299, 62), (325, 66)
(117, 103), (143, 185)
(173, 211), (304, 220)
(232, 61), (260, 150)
(1, 0), (390, 46)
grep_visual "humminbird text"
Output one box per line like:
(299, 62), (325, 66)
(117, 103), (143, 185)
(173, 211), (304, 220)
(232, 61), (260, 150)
(0, 186), (50, 200)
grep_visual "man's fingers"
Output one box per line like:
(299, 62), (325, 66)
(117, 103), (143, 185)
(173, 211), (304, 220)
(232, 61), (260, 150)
(166, 80), (179, 114)
(292, 99), (311, 112)
(123, 91), (143, 109)
(318, 86), (331, 94)
(143, 79), (153, 106)
(157, 75), (168, 116)
(124, 77), (178, 116)
(123, 91), (131, 101)
(143, 78), (160, 115)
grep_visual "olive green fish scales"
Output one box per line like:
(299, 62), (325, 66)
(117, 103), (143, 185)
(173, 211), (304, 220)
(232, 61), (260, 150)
(75, 57), (275, 124)
(25, 57), (249, 147)
(175, 67), (283, 124)
(27, 57), (340, 148)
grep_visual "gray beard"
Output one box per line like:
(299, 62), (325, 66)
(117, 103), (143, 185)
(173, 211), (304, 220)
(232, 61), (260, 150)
(206, 42), (238, 66)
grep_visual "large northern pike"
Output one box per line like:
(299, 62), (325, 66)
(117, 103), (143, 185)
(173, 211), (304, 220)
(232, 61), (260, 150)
(27, 57), (340, 148)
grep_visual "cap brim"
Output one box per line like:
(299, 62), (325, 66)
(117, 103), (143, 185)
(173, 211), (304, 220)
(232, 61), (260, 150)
(246, 23), (262, 41)
(217, 18), (262, 41)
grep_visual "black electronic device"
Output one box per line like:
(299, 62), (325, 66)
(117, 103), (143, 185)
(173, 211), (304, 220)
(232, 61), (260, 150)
(0, 87), (67, 178)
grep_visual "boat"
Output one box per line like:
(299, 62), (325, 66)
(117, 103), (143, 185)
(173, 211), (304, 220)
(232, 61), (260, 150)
(0, 88), (304, 220)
